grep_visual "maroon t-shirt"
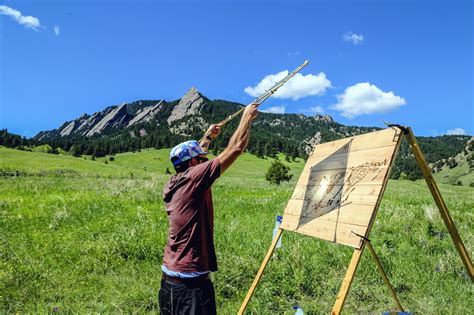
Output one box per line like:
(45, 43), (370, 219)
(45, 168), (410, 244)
(162, 158), (221, 273)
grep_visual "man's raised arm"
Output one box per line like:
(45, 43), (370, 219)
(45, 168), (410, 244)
(218, 103), (259, 173)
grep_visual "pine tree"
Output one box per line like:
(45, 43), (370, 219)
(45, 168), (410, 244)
(256, 143), (264, 159)
(265, 160), (293, 185)
(70, 145), (82, 157)
(264, 143), (271, 158)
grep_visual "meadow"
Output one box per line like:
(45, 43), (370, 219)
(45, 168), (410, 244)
(1, 147), (473, 314)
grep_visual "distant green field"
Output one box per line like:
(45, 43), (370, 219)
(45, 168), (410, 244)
(1, 147), (473, 313)
(434, 155), (473, 187)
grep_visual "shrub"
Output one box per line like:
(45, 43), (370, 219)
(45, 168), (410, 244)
(265, 160), (293, 185)
(71, 145), (82, 157)
(32, 144), (55, 154)
(399, 172), (408, 180)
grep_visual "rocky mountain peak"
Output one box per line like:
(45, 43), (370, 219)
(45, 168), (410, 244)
(186, 86), (198, 96)
(60, 121), (76, 137)
(314, 114), (334, 123)
(127, 100), (164, 126)
(304, 131), (322, 156)
(167, 87), (206, 125)
(85, 104), (129, 137)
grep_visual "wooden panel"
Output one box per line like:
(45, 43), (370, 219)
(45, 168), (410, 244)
(285, 196), (378, 219)
(341, 193), (379, 205)
(334, 223), (368, 248)
(281, 213), (368, 248)
(281, 213), (337, 242)
(283, 185), (383, 231)
(282, 128), (402, 249)
(317, 204), (376, 226)
(308, 128), (400, 158)
(280, 214), (299, 231)
(307, 145), (396, 169)
(290, 183), (383, 200)
(297, 166), (389, 186)
(283, 199), (305, 216)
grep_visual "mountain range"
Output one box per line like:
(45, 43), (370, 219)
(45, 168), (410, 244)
(10, 87), (472, 182)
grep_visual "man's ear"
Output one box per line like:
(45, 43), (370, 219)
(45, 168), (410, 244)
(190, 158), (198, 166)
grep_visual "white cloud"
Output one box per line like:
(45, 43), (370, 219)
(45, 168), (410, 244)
(309, 106), (325, 114)
(343, 32), (364, 45)
(331, 82), (406, 118)
(245, 71), (331, 101)
(261, 105), (286, 114)
(446, 128), (466, 135)
(54, 25), (60, 36)
(0, 5), (41, 30)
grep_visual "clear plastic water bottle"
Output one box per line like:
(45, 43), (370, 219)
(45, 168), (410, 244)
(293, 305), (304, 315)
(272, 215), (283, 248)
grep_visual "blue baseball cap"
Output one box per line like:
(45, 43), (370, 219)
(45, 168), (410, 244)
(169, 140), (208, 166)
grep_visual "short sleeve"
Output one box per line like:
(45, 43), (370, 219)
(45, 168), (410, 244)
(189, 158), (221, 193)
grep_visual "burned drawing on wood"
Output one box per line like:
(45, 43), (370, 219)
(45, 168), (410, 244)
(281, 128), (403, 249)
(300, 159), (388, 220)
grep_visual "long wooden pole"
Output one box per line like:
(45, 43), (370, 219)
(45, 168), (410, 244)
(365, 241), (404, 312)
(238, 228), (283, 315)
(331, 246), (365, 315)
(404, 127), (473, 281)
(199, 61), (309, 143)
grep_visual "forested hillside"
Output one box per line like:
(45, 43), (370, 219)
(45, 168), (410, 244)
(2, 88), (472, 183)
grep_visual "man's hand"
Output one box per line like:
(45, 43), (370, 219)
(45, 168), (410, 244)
(206, 124), (221, 140)
(243, 103), (259, 121)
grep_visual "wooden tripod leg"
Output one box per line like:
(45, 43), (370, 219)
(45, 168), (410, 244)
(365, 241), (404, 312)
(332, 246), (365, 315)
(238, 228), (283, 315)
(404, 127), (474, 281)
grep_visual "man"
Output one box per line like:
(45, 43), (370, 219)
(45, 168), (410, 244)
(159, 103), (259, 314)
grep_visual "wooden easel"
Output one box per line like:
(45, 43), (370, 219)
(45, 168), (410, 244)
(238, 126), (473, 314)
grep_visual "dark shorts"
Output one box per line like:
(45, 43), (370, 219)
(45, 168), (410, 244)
(158, 278), (216, 315)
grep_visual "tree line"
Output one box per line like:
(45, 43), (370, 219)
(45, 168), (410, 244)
(1, 116), (470, 182)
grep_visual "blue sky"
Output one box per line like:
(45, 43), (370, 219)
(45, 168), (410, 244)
(1, 0), (472, 137)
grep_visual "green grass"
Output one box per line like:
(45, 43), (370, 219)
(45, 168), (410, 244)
(0, 146), (143, 178)
(1, 147), (473, 313)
